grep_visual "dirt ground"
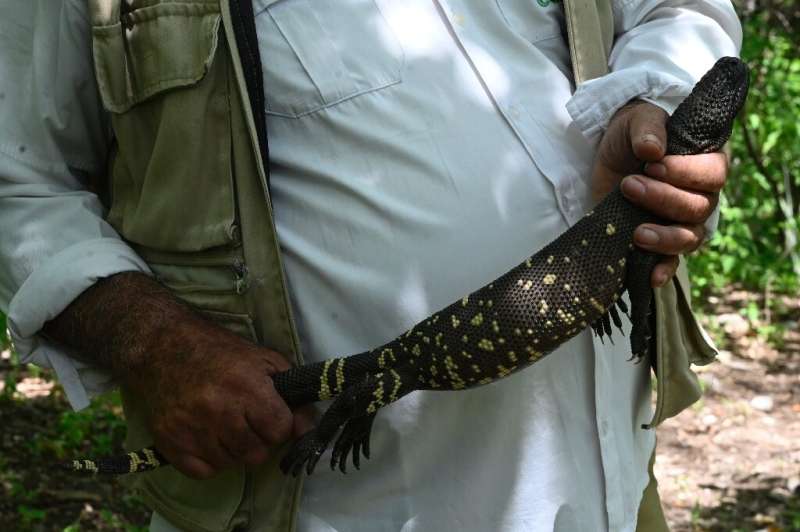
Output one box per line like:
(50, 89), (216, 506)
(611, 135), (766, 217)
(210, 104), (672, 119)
(0, 288), (798, 530)
(656, 290), (800, 531)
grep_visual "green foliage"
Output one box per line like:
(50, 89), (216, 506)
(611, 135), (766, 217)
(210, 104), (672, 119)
(689, 1), (800, 295)
(22, 393), (128, 461)
(0, 311), (8, 351)
(16, 505), (47, 526)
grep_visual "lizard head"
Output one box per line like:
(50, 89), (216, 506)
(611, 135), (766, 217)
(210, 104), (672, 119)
(666, 56), (750, 156)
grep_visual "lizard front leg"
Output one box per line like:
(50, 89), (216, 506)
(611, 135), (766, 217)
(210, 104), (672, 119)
(280, 365), (418, 476)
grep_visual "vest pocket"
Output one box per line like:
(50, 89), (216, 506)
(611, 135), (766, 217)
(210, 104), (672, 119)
(92, 1), (239, 252)
(255, 0), (404, 118)
(92, 1), (222, 113)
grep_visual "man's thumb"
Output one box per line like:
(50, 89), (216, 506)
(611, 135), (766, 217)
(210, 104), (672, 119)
(628, 103), (668, 163)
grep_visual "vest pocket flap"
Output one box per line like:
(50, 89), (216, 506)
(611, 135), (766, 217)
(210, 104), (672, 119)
(92, 2), (221, 113)
(647, 259), (718, 427)
(673, 260), (718, 365)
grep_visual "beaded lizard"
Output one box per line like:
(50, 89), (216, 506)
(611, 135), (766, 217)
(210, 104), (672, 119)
(66, 56), (749, 478)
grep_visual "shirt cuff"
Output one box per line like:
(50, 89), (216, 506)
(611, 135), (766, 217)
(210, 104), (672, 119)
(7, 237), (151, 410)
(565, 68), (694, 143)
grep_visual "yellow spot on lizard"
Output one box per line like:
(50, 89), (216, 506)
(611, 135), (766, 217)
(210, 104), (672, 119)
(335, 358), (346, 393)
(478, 339), (495, 351)
(319, 359), (334, 400)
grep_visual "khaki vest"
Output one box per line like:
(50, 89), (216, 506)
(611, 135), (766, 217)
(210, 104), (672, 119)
(86, 1), (716, 530)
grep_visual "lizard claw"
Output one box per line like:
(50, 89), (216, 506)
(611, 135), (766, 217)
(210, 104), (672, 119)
(280, 430), (329, 477)
(331, 413), (376, 473)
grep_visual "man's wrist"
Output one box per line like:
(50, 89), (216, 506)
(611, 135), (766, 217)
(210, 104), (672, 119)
(41, 271), (202, 381)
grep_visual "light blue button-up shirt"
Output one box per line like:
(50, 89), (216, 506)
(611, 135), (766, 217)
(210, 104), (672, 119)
(0, 1), (740, 530)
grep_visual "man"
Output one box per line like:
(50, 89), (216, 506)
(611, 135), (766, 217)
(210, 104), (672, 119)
(0, 1), (740, 530)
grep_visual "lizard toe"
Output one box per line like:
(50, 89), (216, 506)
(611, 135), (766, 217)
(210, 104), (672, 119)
(280, 430), (329, 477)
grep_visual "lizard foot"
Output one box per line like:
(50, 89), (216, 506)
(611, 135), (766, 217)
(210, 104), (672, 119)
(281, 368), (415, 476)
(280, 429), (329, 477)
(280, 372), (387, 476)
(591, 300), (628, 343)
(330, 413), (376, 473)
(628, 300), (654, 364)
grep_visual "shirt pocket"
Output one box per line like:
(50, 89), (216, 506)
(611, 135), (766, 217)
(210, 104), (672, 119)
(91, 1), (239, 253)
(495, 0), (566, 44)
(255, 0), (404, 118)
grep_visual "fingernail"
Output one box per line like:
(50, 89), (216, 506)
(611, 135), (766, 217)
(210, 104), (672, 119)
(637, 227), (660, 246)
(654, 272), (668, 287)
(622, 176), (646, 199)
(642, 133), (663, 150)
(644, 162), (667, 179)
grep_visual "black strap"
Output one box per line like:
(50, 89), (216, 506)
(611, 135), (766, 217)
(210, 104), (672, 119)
(229, 0), (271, 186)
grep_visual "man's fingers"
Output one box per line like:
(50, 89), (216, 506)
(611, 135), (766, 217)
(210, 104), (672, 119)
(292, 405), (316, 438)
(628, 103), (668, 162)
(622, 175), (718, 224)
(644, 152), (728, 192)
(157, 436), (223, 480)
(221, 415), (272, 466)
(244, 381), (294, 447)
(651, 256), (680, 288)
(634, 223), (706, 255)
(194, 433), (238, 471)
(171, 454), (218, 480)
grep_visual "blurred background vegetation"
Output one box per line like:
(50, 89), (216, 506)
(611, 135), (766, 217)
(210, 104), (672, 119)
(0, 0), (798, 530)
(689, 0), (800, 295)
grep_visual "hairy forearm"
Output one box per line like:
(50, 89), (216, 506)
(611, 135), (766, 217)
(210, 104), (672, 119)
(41, 271), (203, 380)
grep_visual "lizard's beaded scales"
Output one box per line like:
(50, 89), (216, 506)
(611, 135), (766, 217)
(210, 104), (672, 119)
(66, 57), (749, 477)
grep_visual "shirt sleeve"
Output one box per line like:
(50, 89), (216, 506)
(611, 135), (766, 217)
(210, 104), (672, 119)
(0, 0), (151, 410)
(563, 0), (742, 237)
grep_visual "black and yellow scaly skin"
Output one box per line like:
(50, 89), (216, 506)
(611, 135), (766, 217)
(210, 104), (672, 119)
(65, 57), (748, 478)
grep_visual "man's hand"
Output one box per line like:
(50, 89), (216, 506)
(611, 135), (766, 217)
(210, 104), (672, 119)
(43, 272), (312, 479)
(131, 317), (312, 479)
(591, 100), (728, 287)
